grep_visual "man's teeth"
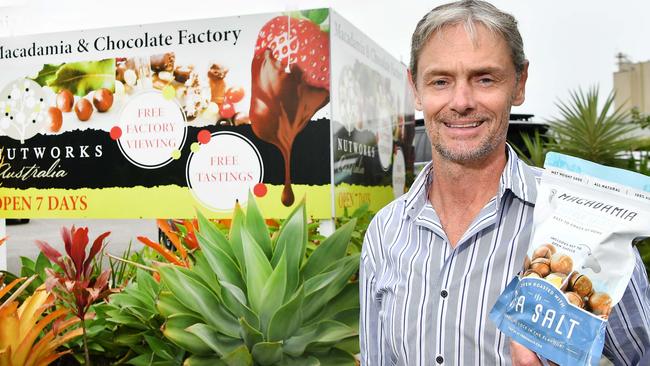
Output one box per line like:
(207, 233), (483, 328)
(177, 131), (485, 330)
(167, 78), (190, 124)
(445, 122), (482, 128)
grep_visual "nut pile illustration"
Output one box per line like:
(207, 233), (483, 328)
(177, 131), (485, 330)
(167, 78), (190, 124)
(522, 243), (612, 319)
(47, 87), (115, 132)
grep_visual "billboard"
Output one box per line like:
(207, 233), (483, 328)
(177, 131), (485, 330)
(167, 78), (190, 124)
(0, 9), (413, 219)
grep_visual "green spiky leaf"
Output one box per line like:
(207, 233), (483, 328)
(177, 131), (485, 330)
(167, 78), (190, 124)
(239, 317), (264, 351)
(220, 281), (259, 328)
(184, 355), (227, 366)
(283, 320), (356, 357)
(271, 201), (307, 296)
(230, 204), (247, 274)
(246, 191), (272, 258)
(158, 266), (239, 338)
(251, 341), (283, 365)
(303, 254), (360, 321)
(222, 345), (253, 366)
(157, 291), (198, 319)
(163, 315), (214, 355)
(302, 218), (356, 279)
(241, 229), (273, 313)
(186, 323), (244, 357)
(260, 251), (287, 331)
(196, 229), (244, 291)
(267, 286), (305, 342)
(197, 210), (236, 260)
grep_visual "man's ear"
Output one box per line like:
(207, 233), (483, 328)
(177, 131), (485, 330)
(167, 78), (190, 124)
(512, 60), (529, 106)
(408, 69), (423, 111)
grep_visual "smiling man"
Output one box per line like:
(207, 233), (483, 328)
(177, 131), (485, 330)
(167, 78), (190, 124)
(359, 1), (650, 365)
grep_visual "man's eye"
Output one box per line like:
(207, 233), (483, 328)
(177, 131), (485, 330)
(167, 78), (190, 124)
(431, 79), (448, 87)
(478, 77), (494, 85)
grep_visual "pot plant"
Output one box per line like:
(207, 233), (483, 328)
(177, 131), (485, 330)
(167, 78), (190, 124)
(156, 194), (360, 365)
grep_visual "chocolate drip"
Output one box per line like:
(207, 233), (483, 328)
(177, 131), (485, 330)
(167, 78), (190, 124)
(249, 49), (329, 207)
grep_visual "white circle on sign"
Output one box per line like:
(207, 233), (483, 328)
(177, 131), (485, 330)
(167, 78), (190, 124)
(186, 131), (264, 212)
(117, 90), (186, 169)
(377, 106), (393, 171)
(392, 148), (406, 198)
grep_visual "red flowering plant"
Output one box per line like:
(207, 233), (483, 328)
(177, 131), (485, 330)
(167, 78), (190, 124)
(35, 226), (113, 366)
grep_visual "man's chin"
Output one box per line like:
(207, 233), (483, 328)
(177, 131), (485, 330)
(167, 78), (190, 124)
(434, 143), (496, 163)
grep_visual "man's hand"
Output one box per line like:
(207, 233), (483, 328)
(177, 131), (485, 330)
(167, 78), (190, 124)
(510, 340), (542, 366)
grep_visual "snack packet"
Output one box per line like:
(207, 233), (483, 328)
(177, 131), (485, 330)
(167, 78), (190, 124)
(490, 152), (650, 365)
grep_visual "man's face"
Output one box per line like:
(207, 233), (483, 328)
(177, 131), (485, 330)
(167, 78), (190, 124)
(411, 23), (528, 164)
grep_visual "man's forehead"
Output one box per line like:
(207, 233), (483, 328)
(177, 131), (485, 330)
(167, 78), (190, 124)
(428, 21), (504, 50)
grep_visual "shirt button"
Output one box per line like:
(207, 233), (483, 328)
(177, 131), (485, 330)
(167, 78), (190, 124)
(436, 355), (444, 364)
(440, 289), (448, 298)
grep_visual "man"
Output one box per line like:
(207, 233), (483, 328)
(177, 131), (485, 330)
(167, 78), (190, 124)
(359, 1), (650, 365)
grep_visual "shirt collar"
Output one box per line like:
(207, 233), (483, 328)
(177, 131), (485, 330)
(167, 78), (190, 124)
(402, 144), (540, 218)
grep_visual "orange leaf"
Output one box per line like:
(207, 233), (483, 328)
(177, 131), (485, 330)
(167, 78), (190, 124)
(137, 236), (184, 266)
(0, 277), (25, 302)
(34, 349), (72, 366)
(157, 220), (187, 261)
(14, 308), (68, 365)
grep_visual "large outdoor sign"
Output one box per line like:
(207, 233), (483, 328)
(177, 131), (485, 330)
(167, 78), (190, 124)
(0, 9), (414, 219)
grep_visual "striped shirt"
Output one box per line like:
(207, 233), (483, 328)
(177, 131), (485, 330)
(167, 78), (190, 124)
(360, 145), (650, 365)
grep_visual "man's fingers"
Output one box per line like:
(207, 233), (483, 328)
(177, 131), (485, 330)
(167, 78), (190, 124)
(510, 340), (543, 366)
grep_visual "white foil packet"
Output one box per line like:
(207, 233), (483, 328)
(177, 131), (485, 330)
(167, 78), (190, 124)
(490, 152), (650, 365)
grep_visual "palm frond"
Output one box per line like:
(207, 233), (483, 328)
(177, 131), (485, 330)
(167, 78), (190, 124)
(546, 87), (644, 167)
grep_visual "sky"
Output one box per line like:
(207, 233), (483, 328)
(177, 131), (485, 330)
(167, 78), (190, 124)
(1, 0), (649, 121)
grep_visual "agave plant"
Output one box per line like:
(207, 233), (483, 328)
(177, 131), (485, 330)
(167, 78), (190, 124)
(1, 277), (83, 365)
(547, 87), (644, 167)
(510, 130), (551, 168)
(36, 226), (113, 366)
(157, 194), (360, 365)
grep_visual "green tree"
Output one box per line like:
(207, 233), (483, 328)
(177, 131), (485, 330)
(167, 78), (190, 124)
(544, 87), (644, 167)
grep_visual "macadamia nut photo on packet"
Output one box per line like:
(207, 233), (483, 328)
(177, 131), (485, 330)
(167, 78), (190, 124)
(490, 152), (650, 365)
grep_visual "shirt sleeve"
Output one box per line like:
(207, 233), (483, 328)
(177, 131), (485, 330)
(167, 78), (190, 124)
(359, 217), (383, 366)
(602, 247), (650, 365)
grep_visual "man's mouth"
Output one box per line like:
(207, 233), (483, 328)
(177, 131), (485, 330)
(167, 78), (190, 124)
(444, 121), (483, 128)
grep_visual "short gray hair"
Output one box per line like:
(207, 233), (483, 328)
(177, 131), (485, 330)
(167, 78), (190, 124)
(410, 0), (526, 85)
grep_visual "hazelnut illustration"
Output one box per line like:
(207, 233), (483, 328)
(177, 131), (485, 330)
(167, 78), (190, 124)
(588, 292), (612, 318)
(550, 253), (573, 275)
(529, 258), (551, 277)
(47, 107), (62, 132)
(568, 272), (593, 298)
(565, 291), (585, 309)
(532, 245), (553, 260)
(75, 99), (93, 121)
(93, 88), (114, 112)
(56, 89), (74, 112)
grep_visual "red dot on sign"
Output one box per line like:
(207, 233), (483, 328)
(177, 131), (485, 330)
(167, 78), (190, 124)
(197, 129), (211, 144)
(110, 126), (122, 140)
(253, 183), (267, 197)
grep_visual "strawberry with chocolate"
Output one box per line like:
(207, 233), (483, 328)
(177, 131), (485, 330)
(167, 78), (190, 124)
(249, 14), (330, 206)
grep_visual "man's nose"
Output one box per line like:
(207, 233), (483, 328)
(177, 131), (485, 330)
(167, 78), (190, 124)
(449, 82), (476, 114)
